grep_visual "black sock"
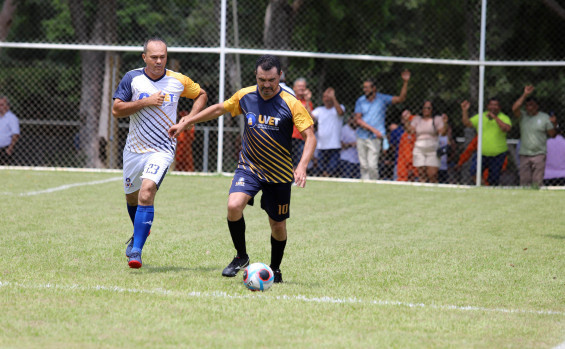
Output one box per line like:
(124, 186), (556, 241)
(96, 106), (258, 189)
(270, 236), (287, 271)
(227, 216), (247, 258)
(127, 204), (137, 225)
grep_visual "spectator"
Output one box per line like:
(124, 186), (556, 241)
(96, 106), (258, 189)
(437, 122), (457, 184)
(409, 101), (448, 183)
(279, 71), (295, 96)
(380, 129), (396, 180)
(388, 120), (403, 180)
(311, 87), (345, 177)
(339, 116), (360, 178)
(354, 70), (410, 180)
(174, 110), (196, 172)
(0, 96), (20, 165)
(461, 98), (511, 186)
(396, 110), (418, 182)
(455, 135), (509, 186)
(511, 85), (556, 187)
(544, 116), (565, 186)
(292, 77), (313, 168)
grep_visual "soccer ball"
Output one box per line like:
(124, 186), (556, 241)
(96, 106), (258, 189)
(243, 262), (274, 292)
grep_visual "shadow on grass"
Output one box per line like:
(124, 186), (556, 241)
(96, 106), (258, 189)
(135, 265), (219, 273)
(546, 234), (565, 240)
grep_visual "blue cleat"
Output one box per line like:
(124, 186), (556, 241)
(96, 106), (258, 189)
(125, 235), (134, 258)
(125, 230), (150, 258)
(128, 251), (142, 269)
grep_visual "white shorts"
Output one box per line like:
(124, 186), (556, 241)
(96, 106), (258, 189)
(413, 138), (440, 168)
(122, 150), (174, 194)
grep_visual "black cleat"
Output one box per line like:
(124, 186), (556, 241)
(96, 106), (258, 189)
(273, 268), (283, 283)
(222, 255), (249, 277)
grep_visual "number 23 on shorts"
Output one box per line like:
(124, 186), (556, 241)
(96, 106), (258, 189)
(145, 163), (160, 175)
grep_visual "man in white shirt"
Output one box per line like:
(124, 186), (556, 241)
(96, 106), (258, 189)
(311, 87), (345, 177)
(0, 96), (20, 165)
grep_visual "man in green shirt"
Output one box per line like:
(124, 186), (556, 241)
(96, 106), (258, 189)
(512, 85), (557, 187)
(461, 98), (511, 186)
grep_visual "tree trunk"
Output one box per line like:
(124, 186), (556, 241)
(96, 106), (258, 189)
(0, 0), (17, 42)
(69, 0), (116, 168)
(541, 0), (565, 20)
(465, 0), (480, 107)
(263, 0), (304, 68)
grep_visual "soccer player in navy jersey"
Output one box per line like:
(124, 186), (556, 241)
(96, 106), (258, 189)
(169, 55), (316, 283)
(112, 37), (208, 268)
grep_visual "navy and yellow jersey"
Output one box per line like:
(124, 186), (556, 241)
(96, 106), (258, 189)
(223, 85), (314, 183)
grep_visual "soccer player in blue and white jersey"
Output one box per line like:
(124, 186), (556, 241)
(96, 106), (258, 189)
(168, 55), (316, 283)
(112, 37), (208, 268)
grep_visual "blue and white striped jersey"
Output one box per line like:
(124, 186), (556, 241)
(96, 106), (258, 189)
(113, 68), (201, 155)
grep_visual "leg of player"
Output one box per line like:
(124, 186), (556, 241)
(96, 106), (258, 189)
(127, 179), (157, 269)
(125, 191), (152, 258)
(269, 217), (287, 283)
(222, 192), (251, 277)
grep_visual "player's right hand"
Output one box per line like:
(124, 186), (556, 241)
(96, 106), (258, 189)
(147, 90), (166, 106)
(168, 123), (186, 139)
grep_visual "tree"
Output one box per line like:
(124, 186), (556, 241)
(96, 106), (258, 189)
(263, 0), (304, 68)
(0, 0), (17, 42)
(68, 0), (116, 168)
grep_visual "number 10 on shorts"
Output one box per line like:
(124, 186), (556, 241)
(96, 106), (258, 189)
(278, 204), (288, 215)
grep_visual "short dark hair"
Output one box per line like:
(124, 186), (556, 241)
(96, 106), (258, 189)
(487, 97), (500, 104)
(255, 55), (281, 74)
(143, 36), (167, 54)
(365, 78), (377, 88)
(525, 96), (539, 105)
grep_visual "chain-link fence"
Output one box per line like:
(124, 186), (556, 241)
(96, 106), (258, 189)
(1, 0), (564, 186)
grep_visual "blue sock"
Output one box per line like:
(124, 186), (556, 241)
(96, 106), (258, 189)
(131, 205), (154, 253)
(127, 204), (137, 225)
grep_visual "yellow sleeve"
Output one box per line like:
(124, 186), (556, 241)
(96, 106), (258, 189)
(287, 96), (314, 133)
(166, 71), (201, 99)
(222, 86), (256, 117)
(223, 92), (243, 117)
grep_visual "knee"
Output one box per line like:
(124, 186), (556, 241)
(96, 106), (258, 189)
(270, 221), (287, 240)
(138, 188), (156, 206)
(227, 201), (244, 220)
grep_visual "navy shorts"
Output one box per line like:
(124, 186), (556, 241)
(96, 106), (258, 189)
(229, 168), (292, 222)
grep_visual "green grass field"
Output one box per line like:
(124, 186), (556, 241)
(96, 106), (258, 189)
(1, 168), (564, 348)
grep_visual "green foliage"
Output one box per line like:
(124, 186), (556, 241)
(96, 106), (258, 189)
(42, 0), (74, 42)
(2, 0), (565, 141)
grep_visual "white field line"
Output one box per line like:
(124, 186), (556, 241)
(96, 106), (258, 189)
(0, 280), (563, 317)
(16, 177), (121, 196)
(3, 166), (565, 190)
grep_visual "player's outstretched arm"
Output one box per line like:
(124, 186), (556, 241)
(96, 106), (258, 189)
(182, 89), (208, 120)
(168, 103), (227, 138)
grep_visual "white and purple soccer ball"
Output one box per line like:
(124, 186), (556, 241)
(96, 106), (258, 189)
(243, 262), (274, 291)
